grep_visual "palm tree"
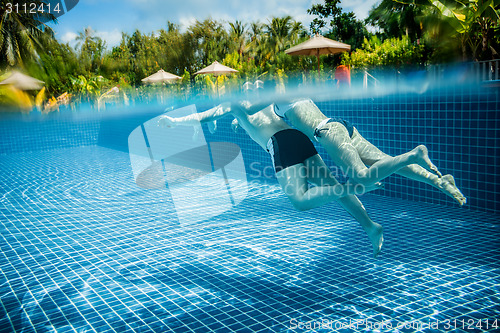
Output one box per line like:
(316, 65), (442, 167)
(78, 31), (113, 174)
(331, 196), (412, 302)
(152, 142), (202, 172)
(188, 19), (230, 66)
(229, 20), (248, 56)
(367, 0), (424, 42)
(263, 16), (304, 61)
(0, 0), (56, 67)
(289, 21), (305, 45)
(75, 27), (106, 72)
(75, 27), (99, 51)
(246, 21), (265, 63)
(249, 21), (263, 42)
(265, 16), (291, 55)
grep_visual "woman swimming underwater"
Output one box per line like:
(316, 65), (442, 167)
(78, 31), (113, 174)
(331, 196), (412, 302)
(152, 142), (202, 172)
(234, 99), (466, 206)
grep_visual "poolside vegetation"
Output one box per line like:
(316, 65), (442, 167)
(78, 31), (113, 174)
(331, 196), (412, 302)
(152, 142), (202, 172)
(0, 0), (498, 111)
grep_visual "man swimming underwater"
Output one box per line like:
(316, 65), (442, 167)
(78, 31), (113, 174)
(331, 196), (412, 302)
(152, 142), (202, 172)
(158, 101), (445, 257)
(233, 98), (466, 206)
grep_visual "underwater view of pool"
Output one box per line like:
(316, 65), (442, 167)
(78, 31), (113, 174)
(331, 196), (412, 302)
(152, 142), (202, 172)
(1, 82), (499, 332)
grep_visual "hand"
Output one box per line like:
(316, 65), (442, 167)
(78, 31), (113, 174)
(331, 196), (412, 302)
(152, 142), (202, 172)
(208, 120), (217, 134)
(158, 115), (176, 128)
(192, 126), (200, 141)
(231, 118), (240, 133)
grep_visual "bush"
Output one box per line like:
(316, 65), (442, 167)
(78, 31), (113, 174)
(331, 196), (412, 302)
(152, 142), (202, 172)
(342, 36), (425, 69)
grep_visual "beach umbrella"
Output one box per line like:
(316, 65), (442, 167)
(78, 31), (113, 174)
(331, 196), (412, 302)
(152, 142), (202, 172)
(141, 69), (182, 83)
(0, 71), (44, 90)
(195, 61), (238, 76)
(195, 61), (238, 95)
(285, 34), (351, 75)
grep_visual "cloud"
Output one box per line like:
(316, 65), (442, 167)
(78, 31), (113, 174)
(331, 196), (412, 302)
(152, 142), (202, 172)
(178, 16), (197, 31)
(125, 0), (315, 29)
(52, 0), (377, 48)
(61, 31), (78, 43)
(95, 29), (122, 47)
(342, 0), (379, 20)
(57, 28), (122, 49)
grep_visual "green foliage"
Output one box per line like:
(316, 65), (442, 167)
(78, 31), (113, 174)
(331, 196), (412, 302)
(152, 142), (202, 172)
(76, 27), (106, 73)
(189, 19), (231, 67)
(308, 0), (343, 33)
(367, 0), (424, 42)
(342, 36), (425, 69)
(0, 0), (57, 67)
(254, 16), (306, 67)
(3, 0), (498, 108)
(223, 52), (259, 78)
(393, 0), (500, 60)
(308, 0), (371, 50)
(21, 28), (78, 94)
(69, 75), (101, 97)
(229, 20), (248, 56)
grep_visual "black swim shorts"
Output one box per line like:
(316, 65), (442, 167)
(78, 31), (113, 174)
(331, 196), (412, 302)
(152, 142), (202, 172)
(267, 129), (318, 173)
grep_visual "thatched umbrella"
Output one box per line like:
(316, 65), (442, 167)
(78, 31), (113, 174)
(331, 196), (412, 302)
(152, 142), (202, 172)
(195, 61), (238, 95)
(141, 69), (182, 83)
(0, 71), (44, 90)
(285, 34), (350, 75)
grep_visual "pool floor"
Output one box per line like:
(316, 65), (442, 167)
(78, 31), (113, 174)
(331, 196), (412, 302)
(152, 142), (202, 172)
(0, 146), (499, 332)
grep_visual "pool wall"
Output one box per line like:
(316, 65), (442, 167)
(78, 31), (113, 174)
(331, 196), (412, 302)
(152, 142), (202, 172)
(1, 84), (498, 214)
(323, 85), (499, 213)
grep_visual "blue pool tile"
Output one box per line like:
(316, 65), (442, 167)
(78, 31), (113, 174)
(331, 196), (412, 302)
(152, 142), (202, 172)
(0, 139), (499, 333)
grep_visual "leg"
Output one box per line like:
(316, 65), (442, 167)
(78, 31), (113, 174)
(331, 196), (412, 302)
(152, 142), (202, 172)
(304, 155), (384, 257)
(275, 163), (342, 211)
(275, 156), (381, 211)
(339, 196), (384, 258)
(351, 128), (466, 206)
(318, 123), (441, 187)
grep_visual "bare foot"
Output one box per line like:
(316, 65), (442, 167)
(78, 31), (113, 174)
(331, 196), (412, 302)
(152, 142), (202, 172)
(367, 223), (384, 258)
(438, 174), (467, 206)
(413, 145), (442, 177)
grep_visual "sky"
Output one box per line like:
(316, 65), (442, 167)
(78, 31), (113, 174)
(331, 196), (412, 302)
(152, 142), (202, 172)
(48, 0), (380, 49)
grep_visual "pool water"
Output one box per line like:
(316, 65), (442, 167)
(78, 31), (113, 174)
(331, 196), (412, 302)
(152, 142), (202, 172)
(1, 145), (499, 332)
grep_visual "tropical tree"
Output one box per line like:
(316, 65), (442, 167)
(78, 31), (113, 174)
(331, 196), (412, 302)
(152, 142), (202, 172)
(75, 27), (106, 73)
(229, 20), (248, 56)
(367, 0), (424, 43)
(156, 22), (196, 74)
(342, 35), (425, 69)
(397, 0), (500, 60)
(308, 0), (342, 33)
(263, 16), (304, 63)
(104, 32), (133, 83)
(246, 21), (266, 63)
(333, 12), (371, 50)
(124, 30), (160, 83)
(249, 21), (264, 41)
(307, 0), (370, 50)
(0, 0), (56, 67)
(188, 19), (230, 67)
(27, 27), (80, 94)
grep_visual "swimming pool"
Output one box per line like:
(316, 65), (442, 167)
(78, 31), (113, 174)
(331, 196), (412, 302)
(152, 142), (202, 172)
(1, 83), (499, 332)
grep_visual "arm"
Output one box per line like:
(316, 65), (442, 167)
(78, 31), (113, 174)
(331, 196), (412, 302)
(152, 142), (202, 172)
(237, 98), (292, 115)
(158, 103), (231, 128)
(237, 100), (271, 114)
